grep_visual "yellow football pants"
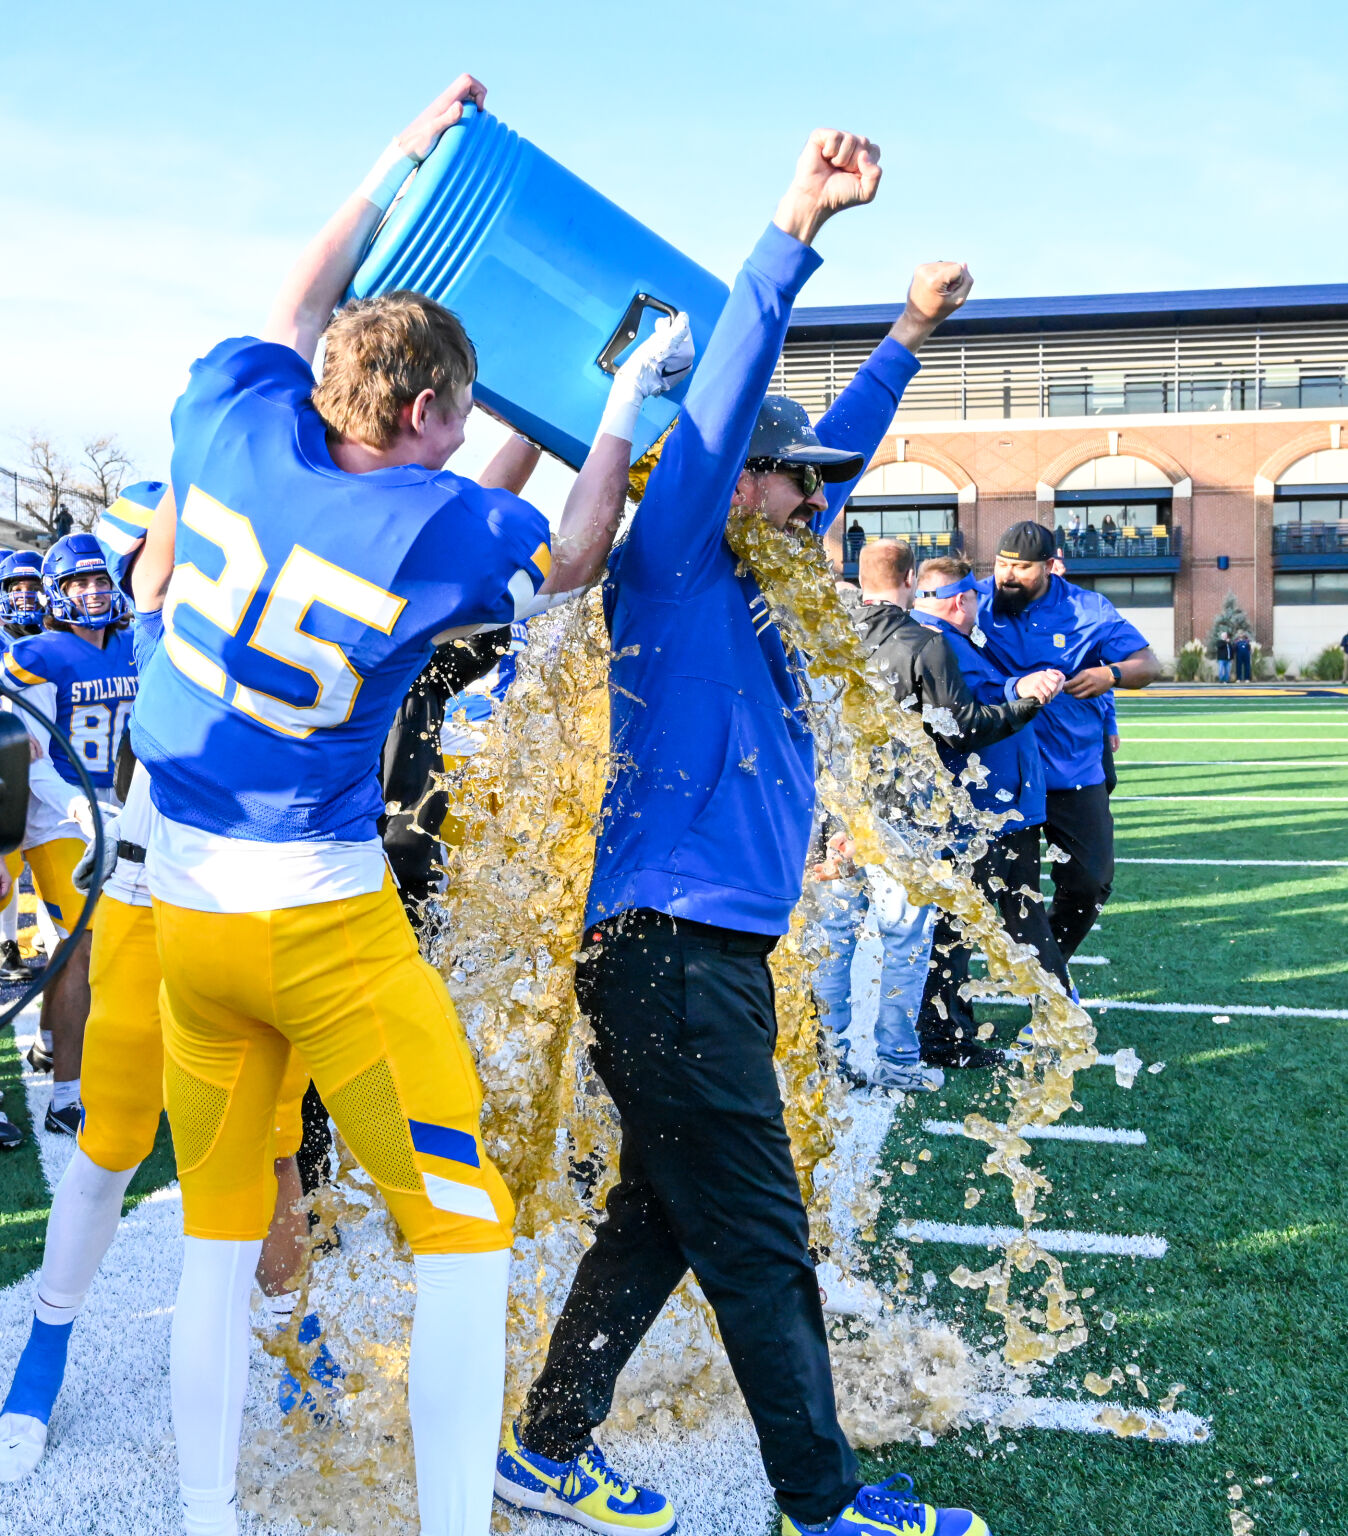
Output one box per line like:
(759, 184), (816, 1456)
(79, 893), (308, 1173)
(20, 838), (86, 938)
(154, 873), (513, 1252)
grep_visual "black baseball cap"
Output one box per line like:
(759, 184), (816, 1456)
(744, 396), (866, 484)
(996, 520), (1056, 562)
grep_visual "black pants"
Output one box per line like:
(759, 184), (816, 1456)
(521, 910), (860, 1526)
(918, 825), (1072, 1056)
(1044, 782), (1114, 961)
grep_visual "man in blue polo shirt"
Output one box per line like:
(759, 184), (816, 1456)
(976, 521), (1161, 962)
(495, 130), (989, 1536)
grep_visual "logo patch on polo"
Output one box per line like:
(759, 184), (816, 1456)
(1053, 632), (1066, 648)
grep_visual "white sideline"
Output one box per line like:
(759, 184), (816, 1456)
(895, 1220), (1168, 1259)
(922, 1119), (1147, 1146)
(975, 995), (1348, 1021)
(967, 1393), (1210, 1443)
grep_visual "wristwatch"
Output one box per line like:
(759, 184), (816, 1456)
(1108, 664), (1123, 686)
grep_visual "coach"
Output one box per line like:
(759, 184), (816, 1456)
(977, 521), (1161, 962)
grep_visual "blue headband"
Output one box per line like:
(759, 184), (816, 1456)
(915, 572), (977, 599)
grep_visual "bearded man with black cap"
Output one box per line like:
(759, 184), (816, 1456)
(495, 128), (993, 1536)
(976, 521), (1161, 969)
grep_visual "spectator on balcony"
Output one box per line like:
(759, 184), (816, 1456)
(1215, 631), (1232, 683)
(1101, 513), (1117, 546)
(1066, 511), (1081, 545)
(845, 518), (866, 568)
(1234, 630), (1253, 682)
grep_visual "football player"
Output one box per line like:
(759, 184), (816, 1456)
(0, 486), (319, 1481)
(130, 72), (690, 1536)
(0, 550), (44, 993)
(2, 534), (137, 1135)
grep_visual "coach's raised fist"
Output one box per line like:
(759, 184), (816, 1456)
(890, 262), (973, 355)
(775, 129), (882, 245)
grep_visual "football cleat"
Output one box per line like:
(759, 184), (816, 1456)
(44, 1102), (81, 1138)
(495, 1419), (676, 1532)
(25, 1039), (51, 1074)
(782, 1475), (989, 1536)
(0, 1412), (47, 1482)
(1, 943), (33, 985)
(0, 1114), (22, 1150)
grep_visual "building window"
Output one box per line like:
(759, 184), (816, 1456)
(1262, 368), (1348, 410)
(1054, 496), (1173, 558)
(1273, 572), (1348, 605)
(1272, 495), (1348, 526)
(1073, 575), (1174, 608)
(847, 500), (958, 541)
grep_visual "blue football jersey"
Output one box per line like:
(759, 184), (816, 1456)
(131, 337), (551, 843)
(4, 627), (138, 790)
(94, 480), (170, 599)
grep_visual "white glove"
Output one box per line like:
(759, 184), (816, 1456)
(598, 311), (695, 442)
(73, 814), (120, 896)
(67, 795), (96, 841)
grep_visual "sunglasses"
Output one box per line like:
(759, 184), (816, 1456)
(747, 459), (825, 498)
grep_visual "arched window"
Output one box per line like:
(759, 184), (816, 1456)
(1055, 455), (1175, 560)
(1273, 450), (1348, 557)
(842, 462), (963, 574)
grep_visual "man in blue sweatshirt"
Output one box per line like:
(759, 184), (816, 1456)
(495, 131), (989, 1536)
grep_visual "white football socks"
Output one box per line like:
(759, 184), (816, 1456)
(0, 894), (18, 944)
(40, 1147), (139, 1314)
(172, 1237), (262, 1536)
(50, 1079), (80, 1113)
(409, 1248), (510, 1536)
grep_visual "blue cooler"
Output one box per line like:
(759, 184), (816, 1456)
(349, 105), (728, 467)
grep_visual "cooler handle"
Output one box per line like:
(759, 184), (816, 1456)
(596, 293), (679, 374)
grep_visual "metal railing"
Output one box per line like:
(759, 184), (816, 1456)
(1272, 522), (1348, 555)
(1055, 525), (1182, 560)
(841, 529), (964, 578)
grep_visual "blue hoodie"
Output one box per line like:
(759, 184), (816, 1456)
(585, 223), (919, 935)
(910, 612), (1045, 831)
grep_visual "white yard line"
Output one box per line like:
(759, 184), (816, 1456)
(1115, 857), (1348, 867)
(1117, 759), (1348, 766)
(922, 1119), (1147, 1146)
(895, 1220), (1168, 1259)
(1117, 740), (1348, 746)
(976, 995), (1348, 1021)
(1113, 794), (1348, 802)
(967, 1393), (1210, 1443)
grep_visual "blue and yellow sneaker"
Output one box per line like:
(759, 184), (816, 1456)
(494, 1419), (676, 1532)
(782, 1474), (990, 1536)
(277, 1312), (344, 1418)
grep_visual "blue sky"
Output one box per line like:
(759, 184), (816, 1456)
(4, 0), (1347, 497)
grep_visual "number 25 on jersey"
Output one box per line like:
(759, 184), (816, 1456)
(163, 486), (405, 739)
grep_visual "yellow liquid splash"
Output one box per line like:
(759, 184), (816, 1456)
(244, 513), (1118, 1526)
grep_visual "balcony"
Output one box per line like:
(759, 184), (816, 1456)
(1055, 525), (1182, 574)
(1272, 521), (1348, 570)
(840, 528), (964, 580)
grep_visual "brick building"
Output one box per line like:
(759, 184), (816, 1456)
(777, 285), (1348, 666)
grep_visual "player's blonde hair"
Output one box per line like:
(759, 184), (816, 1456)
(312, 291), (477, 449)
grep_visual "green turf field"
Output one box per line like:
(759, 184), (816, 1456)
(1, 694), (1343, 1536)
(863, 694), (1348, 1536)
